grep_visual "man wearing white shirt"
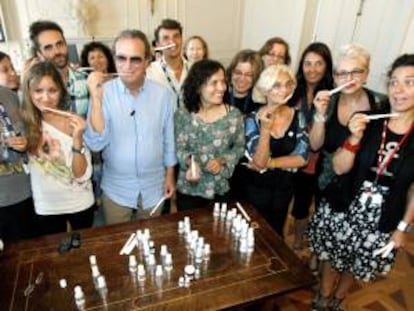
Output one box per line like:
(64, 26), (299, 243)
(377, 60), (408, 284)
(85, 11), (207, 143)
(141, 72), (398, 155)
(146, 19), (189, 110)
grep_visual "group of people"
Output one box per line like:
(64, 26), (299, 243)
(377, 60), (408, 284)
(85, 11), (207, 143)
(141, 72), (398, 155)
(1, 17), (413, 311)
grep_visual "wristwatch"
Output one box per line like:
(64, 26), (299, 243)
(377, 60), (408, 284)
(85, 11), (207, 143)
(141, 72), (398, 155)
(397, 220), (413, 233)
(72, 146), (86, 155)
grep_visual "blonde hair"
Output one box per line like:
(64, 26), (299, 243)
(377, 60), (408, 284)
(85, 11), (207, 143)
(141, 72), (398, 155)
(252, 64), (296, 103)
(335, 43), (370, 71)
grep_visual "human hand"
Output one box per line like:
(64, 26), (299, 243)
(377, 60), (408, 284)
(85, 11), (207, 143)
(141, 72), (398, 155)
(348, 113), (369, 143)
(205, 158), (223, 175)
(313, 90), (331, 117)
(87, 71), (105, 102)
(6, 135), (28, 152)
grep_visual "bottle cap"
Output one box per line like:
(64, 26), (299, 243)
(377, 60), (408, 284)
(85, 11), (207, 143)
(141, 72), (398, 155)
(97, 275), (107, 289)
(89, 255), (97, 266)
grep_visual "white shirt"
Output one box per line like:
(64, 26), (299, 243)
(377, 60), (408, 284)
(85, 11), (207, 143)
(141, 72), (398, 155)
(29, 122), (94, 215)
(146, 57), (189, 110)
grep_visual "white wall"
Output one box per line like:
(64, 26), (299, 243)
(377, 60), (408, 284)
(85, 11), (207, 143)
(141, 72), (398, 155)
(1, 0), (414, 92)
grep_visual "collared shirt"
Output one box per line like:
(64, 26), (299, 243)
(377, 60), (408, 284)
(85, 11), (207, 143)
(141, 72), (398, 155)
(84, 78), (176, 209)
(67, 68), (89, 117)
(146, 57), (189, 110)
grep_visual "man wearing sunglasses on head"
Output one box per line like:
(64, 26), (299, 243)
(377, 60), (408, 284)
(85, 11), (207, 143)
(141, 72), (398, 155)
(84, 30), (176, 225)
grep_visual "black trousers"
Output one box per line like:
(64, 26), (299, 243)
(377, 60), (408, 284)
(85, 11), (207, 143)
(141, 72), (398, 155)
(36, 205), (95, 236)
(246, 170), (293, 237)
(0, 197), (37, 241)
(291, 170), (317, 219)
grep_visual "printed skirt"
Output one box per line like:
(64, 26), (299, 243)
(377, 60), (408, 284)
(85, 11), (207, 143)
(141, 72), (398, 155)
(309, 183), (396, 282)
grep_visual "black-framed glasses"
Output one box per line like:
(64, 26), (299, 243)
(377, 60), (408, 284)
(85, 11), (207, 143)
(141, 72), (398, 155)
(334, 68), (365, 79)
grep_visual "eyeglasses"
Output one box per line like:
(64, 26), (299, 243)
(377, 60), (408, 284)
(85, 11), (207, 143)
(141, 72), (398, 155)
(271, 81), (295, 91)
(266, 53), (285, 61)
(115, 55), (145, 66)
(334, 68), (365, 79)
(388, 78), (414, 88)
(233, 69), (254, 79)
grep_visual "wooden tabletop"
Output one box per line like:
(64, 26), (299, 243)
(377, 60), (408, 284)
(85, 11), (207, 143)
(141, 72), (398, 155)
(0, 204), (314, 311)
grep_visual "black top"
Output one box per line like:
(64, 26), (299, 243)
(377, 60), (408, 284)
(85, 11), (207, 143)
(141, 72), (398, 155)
(353, 120), (414, 232)
(225, 89), (261, 115)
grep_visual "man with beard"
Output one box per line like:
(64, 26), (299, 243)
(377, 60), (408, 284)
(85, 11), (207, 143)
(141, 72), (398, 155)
(27, 20), (89, 117)
(146, 19), (188, 110)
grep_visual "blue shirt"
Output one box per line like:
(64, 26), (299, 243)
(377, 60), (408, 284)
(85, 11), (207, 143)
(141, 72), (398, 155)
(84, 78), (176, 209)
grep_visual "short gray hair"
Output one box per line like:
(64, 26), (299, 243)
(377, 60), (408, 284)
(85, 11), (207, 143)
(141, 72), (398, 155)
(252, 64), (296, 103)
(113, 29), (151, 60)
(335, 43), (370, 71)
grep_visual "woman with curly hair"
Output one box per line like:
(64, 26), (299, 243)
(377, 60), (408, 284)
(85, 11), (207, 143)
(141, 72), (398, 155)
(174, 59), (244, 210)
(80, 41), (116, 74)
(21, 61), (94, 235)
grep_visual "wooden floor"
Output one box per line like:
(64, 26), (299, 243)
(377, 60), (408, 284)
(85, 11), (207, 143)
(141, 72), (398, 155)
(278, 214), (414, 311)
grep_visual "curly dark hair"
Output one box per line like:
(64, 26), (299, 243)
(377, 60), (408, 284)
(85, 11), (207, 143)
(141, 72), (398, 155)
(387, 54), (414, 79)
(183, 59), (226, 113)
(80, 41), (116, 73)
(292, 42), (334, 104)
(29, 20), (65, 55)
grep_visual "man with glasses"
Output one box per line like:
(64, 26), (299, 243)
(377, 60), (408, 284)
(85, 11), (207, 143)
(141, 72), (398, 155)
(27, 20), (89, 117)
(84, 30), (176, 225)
(146, 19), (188, 110)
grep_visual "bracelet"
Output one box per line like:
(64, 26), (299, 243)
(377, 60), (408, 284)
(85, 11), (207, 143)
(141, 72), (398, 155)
(397, 220), (412, 233)
(313, 113), (327, 123)
(342, 139), (360, 153)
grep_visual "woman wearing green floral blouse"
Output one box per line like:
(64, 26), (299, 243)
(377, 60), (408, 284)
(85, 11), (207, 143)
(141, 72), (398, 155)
(175, 59), (245, 210)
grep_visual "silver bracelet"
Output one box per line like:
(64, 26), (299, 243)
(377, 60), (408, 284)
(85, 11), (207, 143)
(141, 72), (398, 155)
(397, 220), (412, 233)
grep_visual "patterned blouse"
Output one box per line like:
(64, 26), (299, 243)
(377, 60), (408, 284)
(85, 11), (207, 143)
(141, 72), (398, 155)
(174, 106), (245, 198)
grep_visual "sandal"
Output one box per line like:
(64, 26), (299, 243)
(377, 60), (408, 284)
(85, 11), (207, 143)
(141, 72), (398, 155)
(329, 296), (345, 311)
(311, 291), (329, 311)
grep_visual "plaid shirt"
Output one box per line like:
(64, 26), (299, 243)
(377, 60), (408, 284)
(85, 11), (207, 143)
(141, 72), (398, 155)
(67, 68), (89, 117)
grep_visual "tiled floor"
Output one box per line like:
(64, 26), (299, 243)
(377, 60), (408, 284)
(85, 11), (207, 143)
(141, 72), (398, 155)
(279, 215), (414, 311)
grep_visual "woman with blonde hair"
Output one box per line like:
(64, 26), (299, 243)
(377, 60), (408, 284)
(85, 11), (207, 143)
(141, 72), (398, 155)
(308, 44), (388, 311)
(245, 64), (309, 237)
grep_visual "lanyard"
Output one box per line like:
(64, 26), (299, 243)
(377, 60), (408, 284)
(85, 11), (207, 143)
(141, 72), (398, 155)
(161, 60), (186, 108)
(375, 119), (413, 181)
(0, 103), (17, 134)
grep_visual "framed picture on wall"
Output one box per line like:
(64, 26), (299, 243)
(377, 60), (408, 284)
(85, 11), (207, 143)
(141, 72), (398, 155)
(0, 5), (7, 42)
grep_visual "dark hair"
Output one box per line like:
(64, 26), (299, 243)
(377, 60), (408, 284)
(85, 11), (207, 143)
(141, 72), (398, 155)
(387, 54), (414, 79)
(226, 49), (264, 86)
(258, 37), (291, 65)
(183, 59), (226, 113)
(0, 51), (11, 62)
(80, 41), (116, 73)
(183, 35), (209, 60)
(154, 19), (183, 42)
(113, 29), (151, 60)
(29, 20), (65, 54)
(292, 42), (334, 103)
(21, 61), (68, 153)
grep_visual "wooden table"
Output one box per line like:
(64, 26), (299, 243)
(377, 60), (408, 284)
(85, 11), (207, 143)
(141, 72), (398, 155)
(0, 204), (314, 310)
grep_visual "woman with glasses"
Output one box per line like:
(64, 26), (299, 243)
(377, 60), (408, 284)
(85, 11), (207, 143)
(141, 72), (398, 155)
(290, 42), (334, 251)
(225, 49), (264, 115)
(225, 50), (264, 201)
(21, 62), (94, 236)
(258, 37), (291, 68)
(308, 44), (387, 311)
(244, 64), (309, 237)
(175, 59), (244, 210)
